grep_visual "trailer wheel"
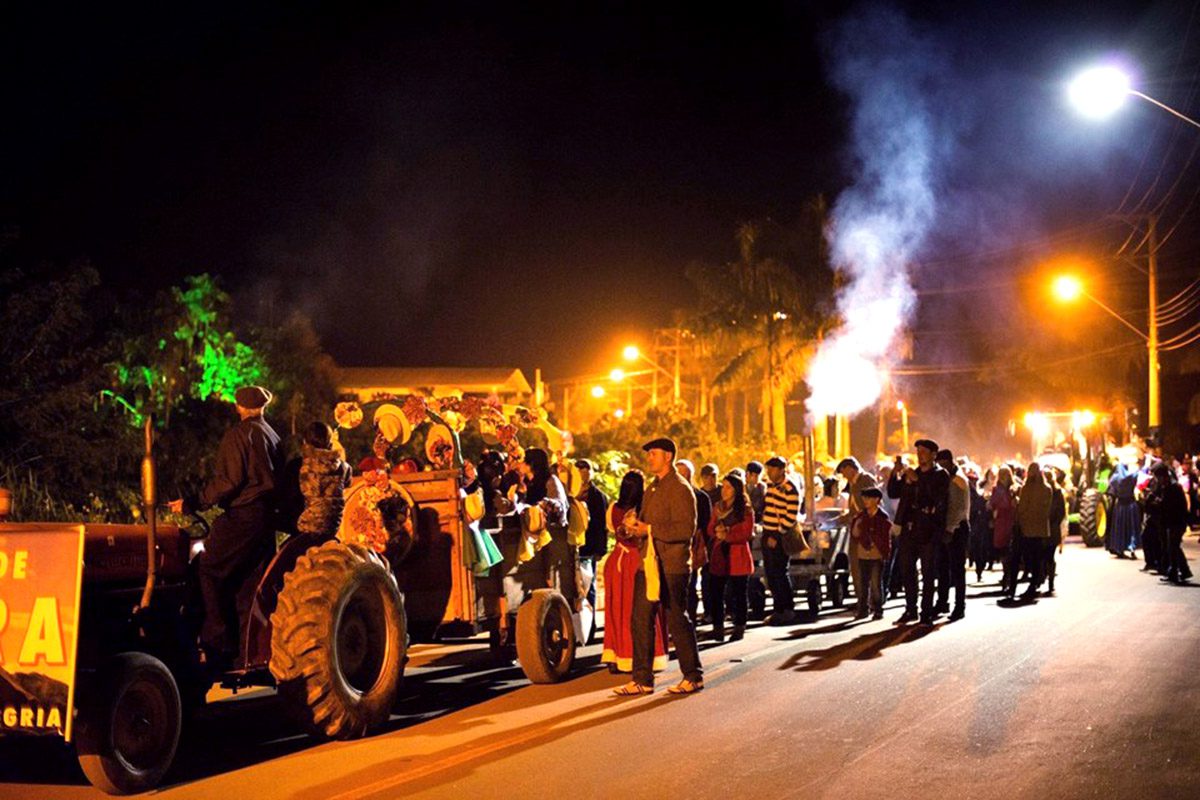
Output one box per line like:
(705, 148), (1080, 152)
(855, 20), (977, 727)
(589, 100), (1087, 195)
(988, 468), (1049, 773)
(829, 574), (846, 607)
(1079, 489), (1108, 548)
(806, 579), (822, 615)
(76, 652), (181, 795)
(516, 589), (576, 683)
(270, 540), (406, 739)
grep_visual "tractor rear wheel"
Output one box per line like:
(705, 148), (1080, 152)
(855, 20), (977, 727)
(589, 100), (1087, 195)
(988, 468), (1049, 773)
(1079, 489), (1108, 548)
(270, 540), (406, 739)
(76, 652), (182, 795)
(516, 589), (576, 683)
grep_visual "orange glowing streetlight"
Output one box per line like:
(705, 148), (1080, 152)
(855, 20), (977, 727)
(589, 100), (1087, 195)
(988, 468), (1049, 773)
(590, 385), (606, 399)
(622, 345), (640, 362)
(1052, 275), (1083, 302)
(609, 368), (626, 382)
(1052, 272), (1157, 427)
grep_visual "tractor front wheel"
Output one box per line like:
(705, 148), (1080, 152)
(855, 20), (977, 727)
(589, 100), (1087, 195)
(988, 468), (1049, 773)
(1079, 489), (1108, 548)
(76, 652), (182, 795)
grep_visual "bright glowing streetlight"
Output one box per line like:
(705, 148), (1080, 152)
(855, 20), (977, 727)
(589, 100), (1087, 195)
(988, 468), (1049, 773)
(622, 345), (640, 362)
(1053, 275), (1083, 302)
(590, 385), (606, 399)
(1069, 63), (1200, 130)
(1068, 66), (1131, 119)
(613, 408), (626, 420)
(609, 368), (626, 382)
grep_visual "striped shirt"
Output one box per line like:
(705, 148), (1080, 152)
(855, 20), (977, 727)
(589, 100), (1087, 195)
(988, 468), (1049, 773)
(761, 476), (801, 533)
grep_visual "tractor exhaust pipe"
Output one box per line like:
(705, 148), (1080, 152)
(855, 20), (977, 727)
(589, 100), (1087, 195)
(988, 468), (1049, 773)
(138, 415), (158, 612)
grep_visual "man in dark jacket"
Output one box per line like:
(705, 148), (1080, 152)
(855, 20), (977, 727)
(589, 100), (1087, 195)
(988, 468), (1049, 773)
(887, 439), (950, 626)
(169, 386), (283, 670)
(1148, 462), (1192, 584)
(574, 459), (610, 614)
(617, 437), (703, 696)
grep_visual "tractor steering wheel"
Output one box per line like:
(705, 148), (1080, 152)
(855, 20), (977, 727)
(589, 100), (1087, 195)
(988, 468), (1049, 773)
(187, 511), (210, 540)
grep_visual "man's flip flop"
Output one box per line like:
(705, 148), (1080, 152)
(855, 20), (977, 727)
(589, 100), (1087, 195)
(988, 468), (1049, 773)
(667, 679), (704, 695)
(612, 682), (653, 696)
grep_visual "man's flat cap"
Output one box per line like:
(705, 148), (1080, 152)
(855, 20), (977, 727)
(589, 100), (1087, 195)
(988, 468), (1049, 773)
(642, 437), (677, 455)
(235, 386), (273, 409)
(765, 456), (787, 469)
(936, 448), (954, 462)
(914, 438), (939, 453)
(861, 487), (884, 499)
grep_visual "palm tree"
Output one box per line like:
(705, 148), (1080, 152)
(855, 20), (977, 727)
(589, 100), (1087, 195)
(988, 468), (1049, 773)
(688, 202), (835, 444)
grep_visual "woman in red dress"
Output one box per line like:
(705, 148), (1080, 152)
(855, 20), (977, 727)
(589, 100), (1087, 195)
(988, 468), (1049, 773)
(601, 470), (668, 673)
(706, 472), (754, 642)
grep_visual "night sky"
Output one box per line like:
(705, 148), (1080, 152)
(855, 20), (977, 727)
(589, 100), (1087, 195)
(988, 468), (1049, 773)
(3, 0), (1195, 391)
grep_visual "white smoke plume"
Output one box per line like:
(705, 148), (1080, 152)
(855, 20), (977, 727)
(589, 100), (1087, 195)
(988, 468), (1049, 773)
(806, 4), (948, 418)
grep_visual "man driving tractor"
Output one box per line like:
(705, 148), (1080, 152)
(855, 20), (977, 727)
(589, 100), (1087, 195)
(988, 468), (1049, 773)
(168, 385), (283, 672)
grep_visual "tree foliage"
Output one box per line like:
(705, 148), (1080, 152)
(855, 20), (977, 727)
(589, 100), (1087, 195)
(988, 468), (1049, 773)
(0, 264), (335, 521)
(686, 203), (836, 439)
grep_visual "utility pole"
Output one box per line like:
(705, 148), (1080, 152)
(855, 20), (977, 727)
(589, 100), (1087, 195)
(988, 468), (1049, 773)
(673, 328), (681, 403)
(1147, 214), (1160, 430)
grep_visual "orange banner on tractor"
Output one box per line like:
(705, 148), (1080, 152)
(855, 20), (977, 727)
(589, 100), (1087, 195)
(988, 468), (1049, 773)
(0, 523), (86, 740)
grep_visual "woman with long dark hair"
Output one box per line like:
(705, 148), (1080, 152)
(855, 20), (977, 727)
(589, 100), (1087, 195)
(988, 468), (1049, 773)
(601, 470), (668, 673)
(706, 472), (754, 642)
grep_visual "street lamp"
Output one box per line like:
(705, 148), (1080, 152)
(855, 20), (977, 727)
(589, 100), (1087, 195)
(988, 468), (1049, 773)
(1066, 62), (1200, 430)
(620, 343), (679, 406)
(1052, 273), (1157, 427)
(590, 385), (606, 399)
(1052, 275), (1083, 302)
(1068, 64), (1200, 130)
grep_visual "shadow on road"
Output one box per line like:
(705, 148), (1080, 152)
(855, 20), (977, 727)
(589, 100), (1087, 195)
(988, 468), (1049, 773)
(0, 644), (611, 793)
(776, 623), (941, 672)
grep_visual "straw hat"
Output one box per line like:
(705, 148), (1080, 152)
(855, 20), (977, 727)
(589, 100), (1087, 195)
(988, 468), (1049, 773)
(373, 403), (412, 444)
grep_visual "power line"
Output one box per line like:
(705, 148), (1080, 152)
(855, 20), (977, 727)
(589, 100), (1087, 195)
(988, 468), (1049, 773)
(1159, 319), (1200, 348)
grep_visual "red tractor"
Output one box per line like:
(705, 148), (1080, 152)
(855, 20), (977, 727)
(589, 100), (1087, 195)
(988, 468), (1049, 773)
(0, 417), (588, 794)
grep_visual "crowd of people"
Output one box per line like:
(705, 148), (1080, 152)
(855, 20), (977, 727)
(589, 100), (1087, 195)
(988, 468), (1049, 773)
(567, 436), (1199, 697)
(173, 384), (1199, 696)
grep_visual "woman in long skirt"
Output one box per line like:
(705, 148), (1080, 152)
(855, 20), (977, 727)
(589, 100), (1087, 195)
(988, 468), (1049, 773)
(601, 471), (668, 673)
(1106, 462), (1141, 558)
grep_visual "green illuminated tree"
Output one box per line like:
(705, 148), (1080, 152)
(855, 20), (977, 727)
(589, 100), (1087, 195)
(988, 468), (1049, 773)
(108, 274), (266, 427)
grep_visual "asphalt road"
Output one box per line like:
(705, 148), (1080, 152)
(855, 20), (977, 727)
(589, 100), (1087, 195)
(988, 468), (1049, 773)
(4, 535), (1199, 800)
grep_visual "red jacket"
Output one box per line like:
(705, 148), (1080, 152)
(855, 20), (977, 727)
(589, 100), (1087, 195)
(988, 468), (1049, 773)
(706, 506), (754, 577)
(851, 509), (892, 558)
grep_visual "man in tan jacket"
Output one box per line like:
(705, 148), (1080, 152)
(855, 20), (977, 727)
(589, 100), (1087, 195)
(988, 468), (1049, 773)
(614, 437), (704, 696)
